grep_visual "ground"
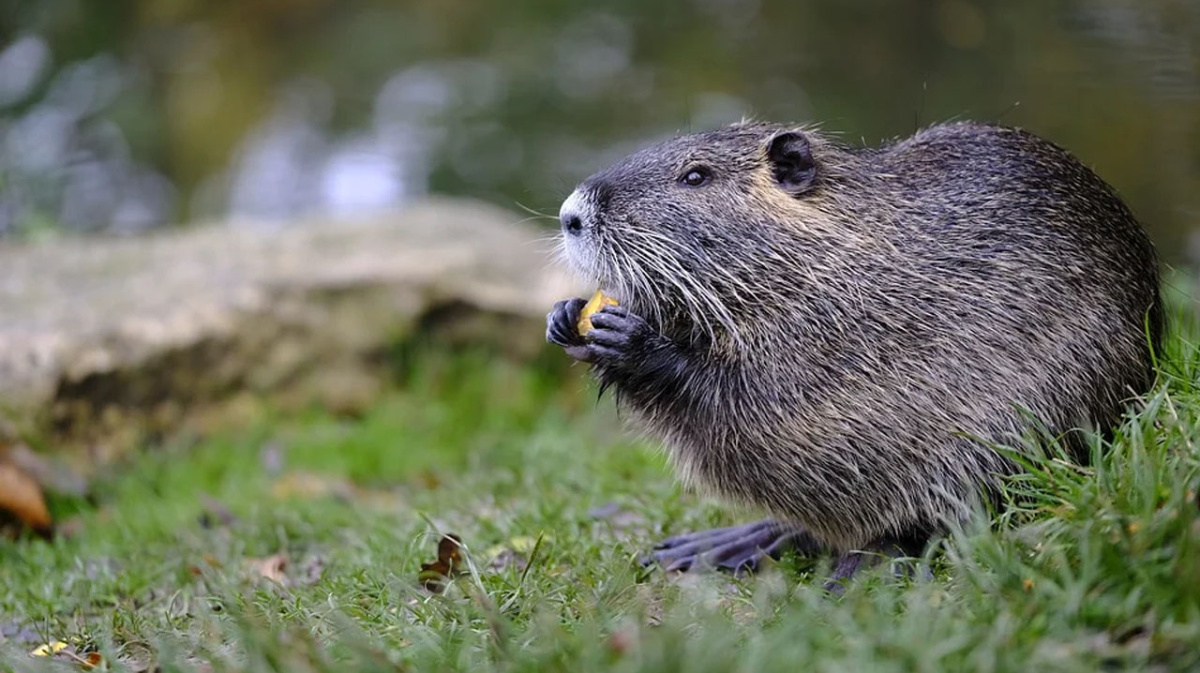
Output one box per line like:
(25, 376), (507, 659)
(2, 302), (1200, 672)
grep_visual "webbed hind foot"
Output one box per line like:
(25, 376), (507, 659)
(642, 519), (823, 574)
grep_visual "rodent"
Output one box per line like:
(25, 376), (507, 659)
(545, 120), (1163, 587)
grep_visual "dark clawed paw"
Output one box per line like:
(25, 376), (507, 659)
(584, 306), (649, 365)
(546, 298), (587, 349)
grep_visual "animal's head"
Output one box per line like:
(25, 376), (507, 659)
(558, 123), (846, 340)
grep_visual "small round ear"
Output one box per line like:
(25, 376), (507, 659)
(766, 131), (817, 195)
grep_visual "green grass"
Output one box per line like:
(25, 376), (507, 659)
(3, 306), (1200, 672)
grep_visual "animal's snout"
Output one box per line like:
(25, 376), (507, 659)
(559, 187), (597, 237)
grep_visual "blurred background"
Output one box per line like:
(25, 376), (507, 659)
(0, 0), (1198, 261)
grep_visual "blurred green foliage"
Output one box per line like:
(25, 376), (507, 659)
(1, 0), (1198, 258)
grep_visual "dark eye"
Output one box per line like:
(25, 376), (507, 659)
(679, 167), (711, 187)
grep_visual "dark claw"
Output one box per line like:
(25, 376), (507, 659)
(588, 307), (636, 335)
(643, 520), (823, 575)
(822, 537), (930, 595)
(586, 326), (629, 348)
(546, 298), (587, 348)
(597, 305), (630, 318)
(823, 552), (867, 596)
(587, 310), (636, 348)
(583, 306), (651, 369)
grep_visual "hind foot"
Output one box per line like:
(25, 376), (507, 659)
(823, 535), (931, 595)
(643, 519), (823, 573)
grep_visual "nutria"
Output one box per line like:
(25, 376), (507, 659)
(546, 121), (1162, 588)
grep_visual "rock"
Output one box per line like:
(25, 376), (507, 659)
(0, 198), (583, 465)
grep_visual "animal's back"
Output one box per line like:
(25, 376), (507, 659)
(676, 123), (1161, 548)
(876, 122), (1161, 417)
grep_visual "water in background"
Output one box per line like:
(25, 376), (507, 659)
(1, 0), (1198, 261)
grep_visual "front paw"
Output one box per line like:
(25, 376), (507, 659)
(584, 306), (654, 368)
(546, 298), (587, 349)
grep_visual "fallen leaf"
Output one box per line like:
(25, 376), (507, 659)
(607, 625), (638, 657)
(29, 638), (111, 671)
(55, 648), (104, 671)
(415, 469), (442, 490)
(30, 640), (69, 657)
(246, 553), (289, 584)
(198, 495), (237, 529)
(419, 534), (464, 593)
(0, 459), (53, 538)
(5, 443), (88, 497)
(187, 553), (223, 576)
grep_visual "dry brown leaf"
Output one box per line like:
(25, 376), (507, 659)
(187, 553), (223, 576)
(198, 495), (237, 529)
(419, 534), (464, 593)
(246, 553), (289, 584)
(56, 649), (104, 671)
(240, 551), (323, 588)
(415, 469), (442, 490)
(607, 625), (638, 657)
(29, 639), (107, 670)
(0, 459), (53, 538)
(5, 443), (88, 497)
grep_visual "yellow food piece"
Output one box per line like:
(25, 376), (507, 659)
(577, 290), (618, 335)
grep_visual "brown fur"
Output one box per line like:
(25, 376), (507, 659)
(557, 121), (1162, 551)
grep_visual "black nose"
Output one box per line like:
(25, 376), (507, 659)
(561, 213), (583, 236)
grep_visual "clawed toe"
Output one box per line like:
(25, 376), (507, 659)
(822, 538), (931, 595)
(546, 298), (587, 348)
